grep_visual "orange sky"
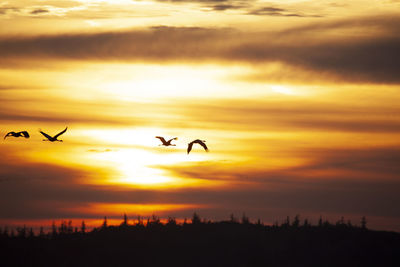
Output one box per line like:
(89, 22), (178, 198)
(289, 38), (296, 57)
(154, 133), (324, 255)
(1, 0), (400, 231)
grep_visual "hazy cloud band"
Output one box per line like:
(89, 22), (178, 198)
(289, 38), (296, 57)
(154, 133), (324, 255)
(1, 16), (400, 83)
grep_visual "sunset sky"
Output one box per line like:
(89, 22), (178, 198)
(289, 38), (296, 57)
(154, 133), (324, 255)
(1, 0), (399, 231)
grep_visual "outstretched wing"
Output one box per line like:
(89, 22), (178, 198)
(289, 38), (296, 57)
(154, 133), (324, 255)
(187, 142), (194, 154)
(19, 131), (30, 138)
(54, 127), (67, 139)
(167, 137), (178, 143)
(4, 132), (12, 140)
(39, 131), (53, 140)
(198, 141), (209, 152)
(155, 136), (167, 144)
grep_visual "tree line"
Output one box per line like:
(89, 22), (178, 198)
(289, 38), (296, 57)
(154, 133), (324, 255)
(0, 213), (369, 239)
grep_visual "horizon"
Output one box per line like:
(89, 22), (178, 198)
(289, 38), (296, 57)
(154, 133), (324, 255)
(1, 0), (400, 232)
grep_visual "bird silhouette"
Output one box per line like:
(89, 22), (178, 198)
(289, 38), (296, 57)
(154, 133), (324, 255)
(4, 131), (30, 140)
(39, 127), (67, 142)
(156, 136), (178, 146)
(187, 139), (208, 154)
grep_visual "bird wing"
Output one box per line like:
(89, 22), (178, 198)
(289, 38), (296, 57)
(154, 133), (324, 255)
(4, 132), (12, 140)
(167, 137), (178, 143)
(198, 141), (209, 151)
(155, 136), (167, 144)
(19, 131), (30, 138)
(187, 142), (193, 154)
(54, 127), (67, 139)
(39, 131), (53, 140)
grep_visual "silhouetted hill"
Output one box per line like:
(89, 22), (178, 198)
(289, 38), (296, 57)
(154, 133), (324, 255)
(1, 215), (399, 267)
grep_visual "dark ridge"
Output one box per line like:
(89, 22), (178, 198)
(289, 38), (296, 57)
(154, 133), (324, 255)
(1, 214), (399, 267)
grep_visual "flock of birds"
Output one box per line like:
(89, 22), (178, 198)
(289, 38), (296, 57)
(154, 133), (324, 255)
(4, 128), (209, 154)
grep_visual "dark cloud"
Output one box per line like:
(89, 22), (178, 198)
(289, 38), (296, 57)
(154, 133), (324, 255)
(248, 6), (302, 17)
(160, 146), (400, 220)
(0, 7), (19, 15)
(0, 15), (399, 83)
(155, 0), (252, 12)
(212, 4), (240, 11)
(30, 9), (49, 15)
(2, 146), (399, 230)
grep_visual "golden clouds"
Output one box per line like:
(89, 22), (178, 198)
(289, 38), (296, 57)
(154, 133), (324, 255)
(1, 15), (400, 83)
(1, 1), (400, 231)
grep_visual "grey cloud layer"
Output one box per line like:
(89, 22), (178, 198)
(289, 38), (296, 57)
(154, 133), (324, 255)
(1, 15), (400, 83)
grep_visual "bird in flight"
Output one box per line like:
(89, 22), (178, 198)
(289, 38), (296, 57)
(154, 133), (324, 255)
(156, 136), (178, 146)
(4, 131), (30, 140)
(39, 127), (67, 142)
(187, 139), (208, 154)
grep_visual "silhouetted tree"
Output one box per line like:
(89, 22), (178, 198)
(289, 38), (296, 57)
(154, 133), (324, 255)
(51, 221), (57, 237)
(3, 226), (8, 237)
(303, 218), (310, 227)
(318, 216), (323, 227)
(241, 213), (250, 224)
(28, 227), (34, 238)
(347, 220), (353, 228)
(17, 225), (27, 238)
(59, 221), (67, 234)
(39, 227), (45, 238)
(336, 216), (346, 227)
(191, 212), (201, 225)
(102, 217), (108, 229)
(81, 221), (86, 233)
(361, 216), (367, 229)
(136, 215), (144, 226)
(282, 216), (290, 228)
(167, 217), (177, 226)
(121, 213), (128, 226)
(149, 215), (161, 227)
(67, 220), (73, 234)
(292, 215), (300, 228)
(229, 213), (238, 223)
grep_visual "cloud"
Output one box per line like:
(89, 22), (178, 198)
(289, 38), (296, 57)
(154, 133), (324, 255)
(211, 4), (241, 11)
(1, 145), (400, 230)
(0, 7), (19, 15)
(1, 93), (398, 133)
(155, 0), (252, 11)
(160, 146), (400, 219)
(248, 6), (308, 17)
(172, 99), (400, 133)
(0, 15), (399, 83)
(30, 9), (49, 15)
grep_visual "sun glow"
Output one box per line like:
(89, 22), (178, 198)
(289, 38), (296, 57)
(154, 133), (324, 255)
(76, 203), (204, 217)
(78, 128), (217, 187)
(270, 85), (295, 95)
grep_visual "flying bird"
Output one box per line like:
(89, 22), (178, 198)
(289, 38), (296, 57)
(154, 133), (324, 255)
(187, 139), (208, 154)
(39, 127), (67, 142)
(156, 136), (178, 146)
(4, 131), (30, 140)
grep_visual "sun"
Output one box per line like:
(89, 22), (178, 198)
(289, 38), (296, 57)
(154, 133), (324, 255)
(270, 85), (295, 95)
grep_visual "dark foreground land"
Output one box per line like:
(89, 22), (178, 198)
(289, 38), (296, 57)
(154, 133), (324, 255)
(1, 215), (400, 267)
